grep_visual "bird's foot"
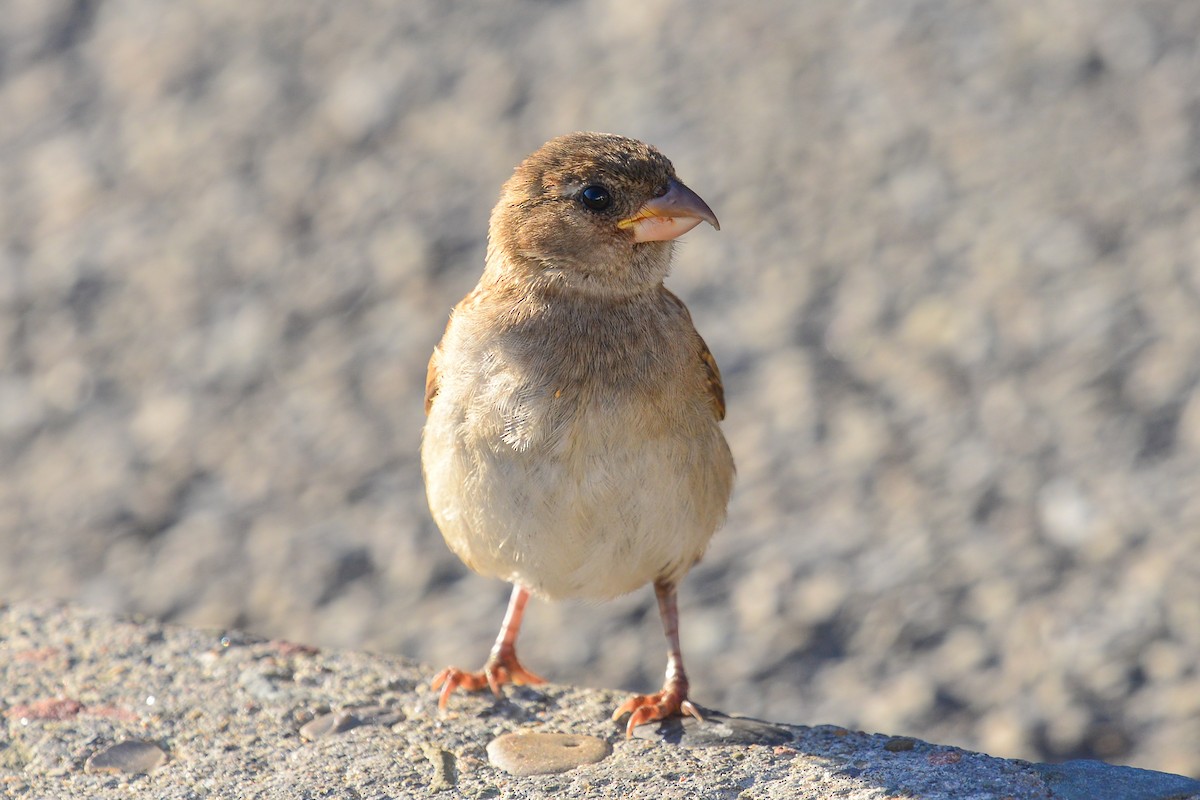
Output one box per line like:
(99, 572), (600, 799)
(431, 648), (545, 709)
(612, 679), (704, 738)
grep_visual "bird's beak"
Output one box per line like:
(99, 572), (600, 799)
(618, 178), (720, 243)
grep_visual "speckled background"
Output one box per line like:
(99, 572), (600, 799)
(2, 0), (1199, 778)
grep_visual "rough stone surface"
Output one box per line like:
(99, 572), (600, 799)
(2, 602), (1198, 799)
(2, 0), (1200, 780)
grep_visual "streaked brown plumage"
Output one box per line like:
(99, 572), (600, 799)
(422, 132), (734, 736)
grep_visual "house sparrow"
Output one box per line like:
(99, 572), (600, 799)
(422, 132), (734, 737)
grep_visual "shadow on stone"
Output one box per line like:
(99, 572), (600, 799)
(1029, 760), (1200, 800)
(630, 706), (795, 747)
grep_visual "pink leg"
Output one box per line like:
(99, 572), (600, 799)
(432, 584), (545, 708)
(612, 580), (704, 738)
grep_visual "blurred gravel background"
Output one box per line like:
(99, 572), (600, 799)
(2, 0), (1199, 778)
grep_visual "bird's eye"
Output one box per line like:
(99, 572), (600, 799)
(579, 185), (612, 211)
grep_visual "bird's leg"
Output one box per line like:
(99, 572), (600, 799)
(431, 584), (545, 709)
(612, 579), (705, 738)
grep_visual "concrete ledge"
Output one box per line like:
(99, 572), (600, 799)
(2, 601), (1197, 799)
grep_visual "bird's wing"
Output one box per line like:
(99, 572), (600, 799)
(424, 343), (441, 415)
(661, 289), (726, 422)
(699, 337), (726, 421)
(426, 287), (490, 415)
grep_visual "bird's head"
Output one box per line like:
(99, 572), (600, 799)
(485, 132), (719, 298)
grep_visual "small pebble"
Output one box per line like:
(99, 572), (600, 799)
(928, 750), (964, 765)
(884, 736), (917, 752)
(300, 711), (359, 740)
(353, 704), (407, 727)
(84, 740), (167, 774)
(6, 698), (83, 721)
(270, 640), (320, 656)
(238, 669), (284, 701)
(486, 732), (611, 776)
(299, 705), (405, 740)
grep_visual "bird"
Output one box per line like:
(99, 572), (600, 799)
(421, 131), (735, 738)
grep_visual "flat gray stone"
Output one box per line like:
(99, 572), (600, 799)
(487, 732), (612, 776)
(84, 740), (167, 774)
(353, 704), (406, 727)
(299, 705), (406, 739)
(630, 708), (795, 747)
(299, 711), (359, 740)
(1029, 759), (1200, 800)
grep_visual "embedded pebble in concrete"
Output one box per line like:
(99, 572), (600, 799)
(353, 705), (406, 727)
(630, 709), (795, 747)
(84, 740), (168, 775)
(238, 672), (281, 701)
(300, 706), (405, 739)
(300, 711), (359, 740)
(298, 705), (403, 743)
(885, 736), (918, 752)
(486, 732), (612, 776)
(6, 698), (83, 721)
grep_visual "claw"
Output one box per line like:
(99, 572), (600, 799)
(485, 667), (502, 698)
(613, 684), (702, 738)
(680, 699), (705, 724)
(611, 694), (646, 722)
(432, 666), (487, 709)
(431, 654), (544, 710)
